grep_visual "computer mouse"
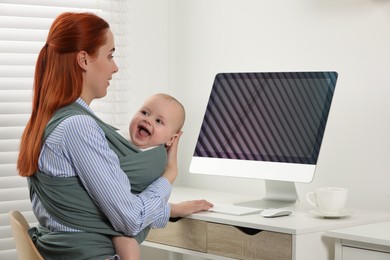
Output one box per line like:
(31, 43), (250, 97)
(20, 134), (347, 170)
(260, 209), (292, 218)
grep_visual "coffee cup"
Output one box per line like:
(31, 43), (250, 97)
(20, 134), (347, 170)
(306, 187), (348, 215)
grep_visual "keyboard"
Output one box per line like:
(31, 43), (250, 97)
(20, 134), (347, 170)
(208, 203), (262, 216)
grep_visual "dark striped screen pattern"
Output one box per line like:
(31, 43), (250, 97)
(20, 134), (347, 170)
(194, 72), (338, 164)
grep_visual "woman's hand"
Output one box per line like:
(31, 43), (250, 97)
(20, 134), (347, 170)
(170, 200), (213, 218)
(162, 131), (182, 184)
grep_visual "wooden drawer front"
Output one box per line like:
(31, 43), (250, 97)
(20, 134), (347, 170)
(207, 223), (292, 260)
(342, 246), (390, 260)
(145, 218), (207, 252)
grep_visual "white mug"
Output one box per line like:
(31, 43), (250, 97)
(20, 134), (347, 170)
(306, 187), (348, 215)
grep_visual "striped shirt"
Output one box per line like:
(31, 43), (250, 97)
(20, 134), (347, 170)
(31, 98), (171, 236)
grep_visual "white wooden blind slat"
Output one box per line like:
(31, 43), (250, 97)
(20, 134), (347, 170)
(0, 4), (99, 18)
(0, 228), (14, 242)
(0, 187), (29, 202)
(0, 16), (52, 30)
(0, 0), (98, 8)
(1, 53), (37, 65)
(0, 115), (30, 127)
(0, 128), (25, 139)
(0, 249), (17, 259)
(0, 66), (34, 78)
(0, 28), (48, 41)
(0, 200), (33, 214)
(0, 178), (27, 190)
(0, 41), (43, 54)
(0, 211), (37, 226)
(0, 79), (33, 90)
(0, 104), (32, 114)
(0, 164), (19, 177)
(0, 152), (18, 165)
(0, 140), (20, 152)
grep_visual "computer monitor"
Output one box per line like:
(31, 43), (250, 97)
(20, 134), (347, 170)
(190, 71), (338, 208)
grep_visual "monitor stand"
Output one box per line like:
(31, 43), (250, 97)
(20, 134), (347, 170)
(234, 180), (298, 209)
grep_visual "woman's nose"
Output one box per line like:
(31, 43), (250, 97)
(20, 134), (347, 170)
(112, 61), (119, 74)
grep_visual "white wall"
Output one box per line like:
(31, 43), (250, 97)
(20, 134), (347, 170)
(124, 0), (171, 117)
(166, 0), (390, 211)
(132, 0), (390, 258)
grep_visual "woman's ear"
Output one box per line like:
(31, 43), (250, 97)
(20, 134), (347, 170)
(77, 51), (88, 70)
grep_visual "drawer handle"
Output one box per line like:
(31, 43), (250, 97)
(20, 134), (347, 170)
(169, 217), (183, 222)
(234, 226), (263, 235)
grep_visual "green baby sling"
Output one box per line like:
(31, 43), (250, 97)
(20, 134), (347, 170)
(28, 102), (168, 259)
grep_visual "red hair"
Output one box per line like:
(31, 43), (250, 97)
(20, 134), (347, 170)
(18, 12), (110, 176)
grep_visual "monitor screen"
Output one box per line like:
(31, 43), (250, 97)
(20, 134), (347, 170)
(190, 72), (338, 207)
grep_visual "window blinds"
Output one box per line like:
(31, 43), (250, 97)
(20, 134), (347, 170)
(0, 1), (128, 258)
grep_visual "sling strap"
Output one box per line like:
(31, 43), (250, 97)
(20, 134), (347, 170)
(29, 102), (167, 259)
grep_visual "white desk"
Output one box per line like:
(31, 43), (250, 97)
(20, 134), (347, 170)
(142, 186), (390, 260)
(325, 221), (390, 260)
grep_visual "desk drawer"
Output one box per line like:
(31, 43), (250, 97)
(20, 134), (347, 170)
(207, 223), (292, 260)
(145, 218), (207, 252)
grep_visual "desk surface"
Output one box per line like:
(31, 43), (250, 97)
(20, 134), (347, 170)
(170, 186), (390, 235)
(325, 221), (390, 246)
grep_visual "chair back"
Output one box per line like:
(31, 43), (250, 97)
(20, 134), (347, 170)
(9, 210), (44, 260)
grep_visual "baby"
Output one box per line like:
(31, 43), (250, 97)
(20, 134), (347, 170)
(113, 93), (185, 260)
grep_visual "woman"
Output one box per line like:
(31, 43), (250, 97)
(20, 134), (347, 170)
(17, 12), (212, 259)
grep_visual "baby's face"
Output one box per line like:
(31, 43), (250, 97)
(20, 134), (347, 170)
(129, 95), (183, 149)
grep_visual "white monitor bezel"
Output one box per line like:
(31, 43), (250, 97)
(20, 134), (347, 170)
(190, 156), (316, 183)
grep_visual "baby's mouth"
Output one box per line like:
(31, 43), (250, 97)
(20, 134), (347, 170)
(138, 125), (151, 137)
